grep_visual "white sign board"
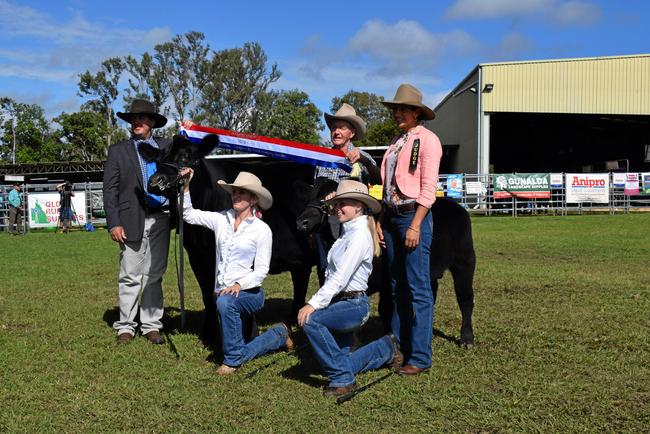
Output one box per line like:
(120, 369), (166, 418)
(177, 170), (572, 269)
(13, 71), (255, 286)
(565, 174), (609, 203)
(27, 192), (87, 228)
(465, 181), (486, 196)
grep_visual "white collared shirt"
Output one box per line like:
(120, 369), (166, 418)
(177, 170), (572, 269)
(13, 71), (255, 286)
(307, 215), (373, 310)
(182, 192), (272, 293)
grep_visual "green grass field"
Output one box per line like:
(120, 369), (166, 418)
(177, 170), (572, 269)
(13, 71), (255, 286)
(1, 214), (649, 433)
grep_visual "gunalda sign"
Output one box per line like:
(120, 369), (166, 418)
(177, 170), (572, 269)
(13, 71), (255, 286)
(492, 173), (551, 199)
(565, 174), (609, 203)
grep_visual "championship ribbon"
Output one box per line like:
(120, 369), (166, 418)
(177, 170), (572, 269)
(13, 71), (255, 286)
(180, 124), (352, 172)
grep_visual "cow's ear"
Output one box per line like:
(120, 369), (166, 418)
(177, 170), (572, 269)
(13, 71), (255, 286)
(197, 134), (219, 157)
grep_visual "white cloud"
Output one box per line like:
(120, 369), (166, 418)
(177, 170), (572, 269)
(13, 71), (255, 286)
(493, 32), (534, 58)
(445, 0), (552, 19)
(347, 20), (480, 77)
(445, 0), (601, 25)
(0, 64), (76, 82)
(0, 0), (172, 82)
(551, 1), (601, 26)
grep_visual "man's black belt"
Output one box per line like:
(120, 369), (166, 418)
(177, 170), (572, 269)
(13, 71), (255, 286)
(144, 205), (169, 214)
(383, 201), (417, 214)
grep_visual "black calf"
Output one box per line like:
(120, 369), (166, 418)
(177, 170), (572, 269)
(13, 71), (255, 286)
(295, 180), (476, 348)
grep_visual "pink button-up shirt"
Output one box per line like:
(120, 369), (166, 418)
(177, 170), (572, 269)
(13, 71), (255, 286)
(380, 125), (442, 209)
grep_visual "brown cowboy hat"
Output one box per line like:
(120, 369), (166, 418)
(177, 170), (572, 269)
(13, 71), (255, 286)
(381, 84), (436, 120)
(117, 99), (168, 128)
(325, 179), (381, 215)
(217, 171), (273, 210)
(324, 103), (367, 141)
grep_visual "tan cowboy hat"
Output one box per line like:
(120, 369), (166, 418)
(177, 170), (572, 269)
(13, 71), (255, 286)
(217, 171), (273, 210)
(117, 99), (168, 129)
(324, 103), (367, 141)
(381, 84), (436, 120)
(326, 179), (381, 215)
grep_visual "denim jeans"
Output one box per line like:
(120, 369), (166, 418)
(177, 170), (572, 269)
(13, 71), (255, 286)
(216, 288), (288, 367)
(383, 209), (434, 369)
(303, 295), (394, 387)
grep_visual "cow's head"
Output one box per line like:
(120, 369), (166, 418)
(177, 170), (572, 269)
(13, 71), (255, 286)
(295, 177), (338, 233)
(148, 134), (219, 197)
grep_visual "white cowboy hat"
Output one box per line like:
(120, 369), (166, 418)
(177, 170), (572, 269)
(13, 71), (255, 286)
(117, 99), (168, 128)
(217, 171), (273, 210)
(381, 84), (436, 120)
(324, 103), (367, 141)
(326, 179), (381, 215)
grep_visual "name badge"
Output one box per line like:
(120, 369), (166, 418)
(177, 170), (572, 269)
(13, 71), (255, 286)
(409, 139), (420, 172)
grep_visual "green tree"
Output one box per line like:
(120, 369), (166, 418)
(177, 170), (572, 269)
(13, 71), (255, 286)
(331, 90), (399, 147)
(154, 31), (209, 123)
(123, 52), (169, 116)
(53, 111), (116, 161)
(197, 42), (280, 132)
(77, 57), (125, 153)
(0, 98), (57, 163)
(254, 89), (323, 144)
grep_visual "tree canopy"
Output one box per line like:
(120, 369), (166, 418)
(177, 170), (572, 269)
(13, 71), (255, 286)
(1, 31), (374, 164)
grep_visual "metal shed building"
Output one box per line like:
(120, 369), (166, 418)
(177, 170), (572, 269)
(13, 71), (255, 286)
(428, 54), (650, 174)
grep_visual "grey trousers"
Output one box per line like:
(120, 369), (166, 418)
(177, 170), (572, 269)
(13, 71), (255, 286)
(113, 213), (170, 336)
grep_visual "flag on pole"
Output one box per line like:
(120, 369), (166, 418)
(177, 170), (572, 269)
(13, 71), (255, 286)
(180, 124), (352, 172)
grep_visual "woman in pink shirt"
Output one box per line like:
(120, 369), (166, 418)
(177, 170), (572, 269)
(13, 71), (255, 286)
(378, 84), (442, 376)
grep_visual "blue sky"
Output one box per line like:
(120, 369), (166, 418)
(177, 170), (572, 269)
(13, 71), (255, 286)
(1, 0), (649, 124)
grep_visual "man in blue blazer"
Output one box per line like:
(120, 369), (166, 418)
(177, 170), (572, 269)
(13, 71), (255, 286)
(103, 99), (171, 345)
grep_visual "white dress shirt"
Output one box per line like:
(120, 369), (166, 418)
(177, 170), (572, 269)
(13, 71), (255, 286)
(307, 215), (373, 310)
(182, 192), (272, 293)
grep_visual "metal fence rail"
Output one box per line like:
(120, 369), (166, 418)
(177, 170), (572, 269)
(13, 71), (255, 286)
(438, 173), (650, 216)
(1, 172), (648, 231)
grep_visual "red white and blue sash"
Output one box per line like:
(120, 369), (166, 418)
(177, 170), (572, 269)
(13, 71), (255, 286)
(179, 124), (351, 172)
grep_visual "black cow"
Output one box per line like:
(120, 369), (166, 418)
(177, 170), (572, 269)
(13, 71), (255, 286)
(149, 134), (317, 341)
(295, 179), (476, 348)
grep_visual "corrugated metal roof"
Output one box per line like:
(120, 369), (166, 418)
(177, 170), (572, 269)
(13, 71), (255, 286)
(480, 54), (650, 115)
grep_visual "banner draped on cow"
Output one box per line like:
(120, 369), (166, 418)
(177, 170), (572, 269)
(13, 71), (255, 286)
(179, 124), (352, 172)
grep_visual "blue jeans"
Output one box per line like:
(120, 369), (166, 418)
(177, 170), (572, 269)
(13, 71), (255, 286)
(303, 295), (394, 387)
(216, 288), (288, 367)
(383, 209), (434, 369)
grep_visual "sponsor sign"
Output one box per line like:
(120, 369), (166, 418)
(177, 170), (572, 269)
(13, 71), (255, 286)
(612, 173), (627, 188)
(27, 192), (86, 228)
(369, 185), (383, 201)
(466, 181), (486, 196)
(624, 173), (639, 196)
(446, 174), (463, 198)
(492, 173), (551, 199)
(550, 173), (564, 188)
(565, 174), (609, 203)
(643, 173), (650, 194)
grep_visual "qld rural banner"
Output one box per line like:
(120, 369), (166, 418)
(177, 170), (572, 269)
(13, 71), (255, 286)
(565, 174), (609, 203)
(27, 192), (87, 228)
(492, 173), (551, 199)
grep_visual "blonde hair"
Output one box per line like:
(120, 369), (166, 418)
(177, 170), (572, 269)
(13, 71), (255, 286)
(367, 214), (381, 257)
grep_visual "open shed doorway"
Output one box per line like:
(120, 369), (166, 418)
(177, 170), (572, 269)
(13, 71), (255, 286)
(489, 113), (650, 173)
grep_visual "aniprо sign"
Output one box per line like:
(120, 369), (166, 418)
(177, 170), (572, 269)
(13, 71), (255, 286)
(492, 173), (550, 199)
(565, 174), (609, 203)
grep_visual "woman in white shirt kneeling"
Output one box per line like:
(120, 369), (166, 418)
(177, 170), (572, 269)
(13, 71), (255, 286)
(180, 168), (293, 375)
(297, 180), (403, 397)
